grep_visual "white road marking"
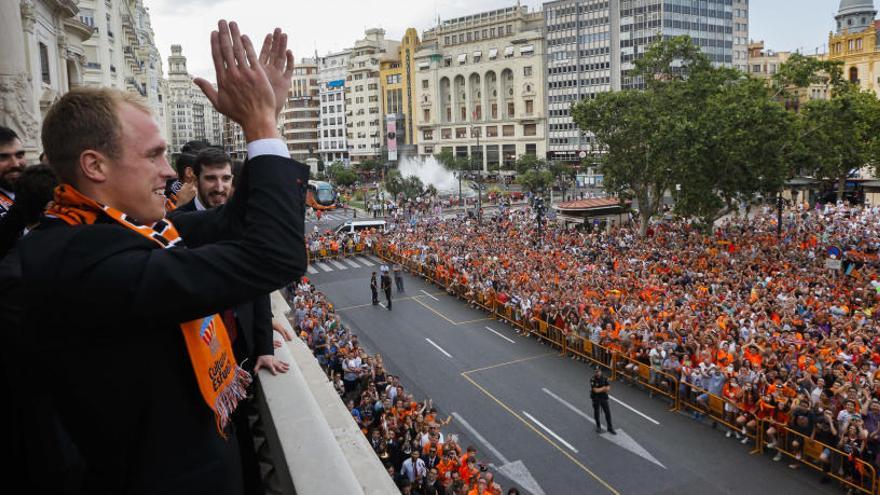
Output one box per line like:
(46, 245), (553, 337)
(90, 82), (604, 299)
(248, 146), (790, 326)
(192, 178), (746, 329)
(425, 338), (453, 358)
(485, 326), (515, 344)
(365, 254), (384, 264)
(378, 302), (386, 309)
(610, 396), (661, 425)
(521, 411), (578, 453)
(452, 412), (546, 495)
(343, 258), (361, 268)
(314, 262), (333, 272)
(329, 259), (347, 270)
(307, 265), (318, 274)
(541, 388), (666, 469)
(420, 289), (439, 301)
(452, 412), (509, 463)
(357, 256), (374, 266)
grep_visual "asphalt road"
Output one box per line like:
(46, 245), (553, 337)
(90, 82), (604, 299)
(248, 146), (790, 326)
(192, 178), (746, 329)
(302, 247), (841, 494)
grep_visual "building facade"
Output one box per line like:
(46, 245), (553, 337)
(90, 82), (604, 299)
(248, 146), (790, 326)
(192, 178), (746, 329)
(828, 0), (880, 95)
(346, 29), (400, 163)
(317, 50), (351, 164)
(0, 0), (93, 156)
(281, 57), (320, 163)
(380, 28), (420, 161)
(748, 41), (831, 103)
(164, 44), (222, 153)
(543, 0), (746, 161)
(414, 5), (547, 171)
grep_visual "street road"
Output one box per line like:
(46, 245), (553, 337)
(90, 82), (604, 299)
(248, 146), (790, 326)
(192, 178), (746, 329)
(300, 255), (840, 495)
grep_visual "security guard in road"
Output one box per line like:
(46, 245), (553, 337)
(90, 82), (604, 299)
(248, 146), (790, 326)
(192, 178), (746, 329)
(590, 368), (616, 435)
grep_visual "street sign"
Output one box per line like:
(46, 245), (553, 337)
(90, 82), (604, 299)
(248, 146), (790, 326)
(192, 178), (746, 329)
(825, 259), (842, 271)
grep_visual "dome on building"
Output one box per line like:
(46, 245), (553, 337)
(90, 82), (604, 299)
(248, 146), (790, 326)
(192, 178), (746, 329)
(839, 0), (877, 16)
(836, 0), (877, 33)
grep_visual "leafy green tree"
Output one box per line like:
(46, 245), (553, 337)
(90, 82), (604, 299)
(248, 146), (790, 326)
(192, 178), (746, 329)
(334, 168), (358, 187)
(514, 154), (547, 175)
(516, 169), (553, 195)
(800, 86), (880, 200)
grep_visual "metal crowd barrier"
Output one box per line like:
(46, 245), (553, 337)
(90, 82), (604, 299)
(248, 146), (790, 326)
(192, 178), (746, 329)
(370, 242), (880, 494)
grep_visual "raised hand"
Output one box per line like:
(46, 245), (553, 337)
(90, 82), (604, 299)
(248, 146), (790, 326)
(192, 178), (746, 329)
(259, 28), (295, 119)
(194, 20), (278, 142)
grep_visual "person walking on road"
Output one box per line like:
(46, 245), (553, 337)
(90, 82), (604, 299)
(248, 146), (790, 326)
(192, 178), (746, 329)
(370, 272), (379, 305)
(381, 271), (392, 310)
(590, 368), (616, 434)
(393, 262), (404, 292)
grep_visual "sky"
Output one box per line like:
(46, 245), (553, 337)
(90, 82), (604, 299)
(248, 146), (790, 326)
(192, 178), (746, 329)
(145, 0), (851, 82)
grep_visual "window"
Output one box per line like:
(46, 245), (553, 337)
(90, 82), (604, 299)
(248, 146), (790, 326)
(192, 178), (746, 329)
(423, 130), (433, 140)
(458, 54), (467, 65)
(525, 143), (536, 156)
(504, 47), (514, 58)
(485, 126), (498, 137)
(525, 100), (534, 115)
(489, 48), (498, 60)
(441, 128), (452, 139)
(491, 103), (498, 119)
(456, 127), (467, 139)
(502, 125), (514, 137)
(523, 124), (536, 136)
(386, 74), (401, 84)
(507, 102), (515, 118)
(524, 66), (532, 77)
(423, 109), (430, 122)
(39, 43), (50, 84)
(502, 144), (516, 168)
(422, 79), (429, 89)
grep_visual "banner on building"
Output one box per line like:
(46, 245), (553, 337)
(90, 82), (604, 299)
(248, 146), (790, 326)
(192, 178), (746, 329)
(386, 114), (398, 161)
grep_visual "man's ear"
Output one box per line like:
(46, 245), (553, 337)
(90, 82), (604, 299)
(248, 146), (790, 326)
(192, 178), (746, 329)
(79, 149), (109, 183)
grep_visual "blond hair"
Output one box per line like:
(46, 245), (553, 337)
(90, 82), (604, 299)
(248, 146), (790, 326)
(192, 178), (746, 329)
(41, 87), (152, 184)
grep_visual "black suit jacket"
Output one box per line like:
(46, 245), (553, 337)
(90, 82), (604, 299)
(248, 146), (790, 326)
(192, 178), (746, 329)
(170, 200), (273, 367)
(18, 154), (307, 494)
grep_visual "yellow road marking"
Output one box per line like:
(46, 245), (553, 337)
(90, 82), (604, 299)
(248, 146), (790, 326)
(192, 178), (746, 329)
(454, 317), (492, 325)
(335, 296), (417, 311)
(462, 352), (556, 375)
(411, 297), (459, 325)
(460, 372), (620, 495)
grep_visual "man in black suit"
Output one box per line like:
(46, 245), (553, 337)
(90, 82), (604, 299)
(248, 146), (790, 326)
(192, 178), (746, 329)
(174, 146), (288, 495)
(15, 21), (303, 494)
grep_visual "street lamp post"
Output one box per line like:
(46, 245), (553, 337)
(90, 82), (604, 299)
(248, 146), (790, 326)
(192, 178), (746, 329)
(471, 123), (482, 224)
(534, 194), (546, 247)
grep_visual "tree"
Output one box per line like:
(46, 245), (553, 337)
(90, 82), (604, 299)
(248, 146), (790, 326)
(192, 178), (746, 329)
(334, 168), (358, 187)
(385, 169), (425, 200)
(514, 154), (546, 175)
(573, 35), (794, 233)
(516, 169), (553, 195)
(800, 86), (880, 200)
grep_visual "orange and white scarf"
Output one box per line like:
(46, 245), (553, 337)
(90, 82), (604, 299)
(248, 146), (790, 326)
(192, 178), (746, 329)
(46, 184), (251, 435)
(0, 189), (13, 218)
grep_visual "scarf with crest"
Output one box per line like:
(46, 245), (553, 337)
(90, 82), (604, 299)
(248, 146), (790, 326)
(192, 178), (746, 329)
(46, 184), (251, 435)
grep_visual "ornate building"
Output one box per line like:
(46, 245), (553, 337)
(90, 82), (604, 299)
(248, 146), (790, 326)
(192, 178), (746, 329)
(379, 28), (420, 161)
(0, 0), (93, 156)
(414, 5), (546, 171)
(828, 0), (880, 94)
(317, 49), (351, 164)
(164, 45), (222, 153)
(281, 57), (320, 163)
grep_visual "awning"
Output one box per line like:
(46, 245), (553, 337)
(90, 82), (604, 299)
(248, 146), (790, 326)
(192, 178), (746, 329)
(520, 44), (534, 55)
(457, 54), (467, 63)
(417, 61), (430, 69)
(489, 48), (498, 58)
(504, 46), (514, 56)
(473, 51), (482, 58)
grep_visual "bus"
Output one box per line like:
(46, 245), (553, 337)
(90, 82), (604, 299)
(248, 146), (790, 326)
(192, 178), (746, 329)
(307, 180), (337, 210)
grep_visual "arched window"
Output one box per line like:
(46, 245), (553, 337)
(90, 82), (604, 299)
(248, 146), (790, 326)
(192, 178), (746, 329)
(850, 66), (859, 82)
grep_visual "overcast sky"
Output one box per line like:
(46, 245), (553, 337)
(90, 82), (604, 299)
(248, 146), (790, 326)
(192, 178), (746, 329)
(146, 0), (849, 82)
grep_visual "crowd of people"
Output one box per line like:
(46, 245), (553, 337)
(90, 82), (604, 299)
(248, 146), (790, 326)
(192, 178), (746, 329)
(286, 280), (518, 494)
(369, 201), (880, 489)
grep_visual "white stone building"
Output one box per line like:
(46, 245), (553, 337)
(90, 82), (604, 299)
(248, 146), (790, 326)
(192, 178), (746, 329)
(0, 0), (93, 156)
(280, 57), (320, 163)
(76, 0), (166, 130)
(164, 45), (222, 153)
(317, 49), (351, 164)
(414, 5), (547, 171)
(346, 29), (400, 163)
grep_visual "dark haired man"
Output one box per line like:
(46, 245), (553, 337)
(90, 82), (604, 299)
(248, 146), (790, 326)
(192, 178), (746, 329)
(177, 148), (234, 211)
(0, 126), (27, 219)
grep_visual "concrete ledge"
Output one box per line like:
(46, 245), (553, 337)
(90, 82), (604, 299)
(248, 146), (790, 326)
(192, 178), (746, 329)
(255, 291), (397, 495)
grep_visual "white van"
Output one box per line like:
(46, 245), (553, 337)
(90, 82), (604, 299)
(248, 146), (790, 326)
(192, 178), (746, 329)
(333, 219), (390, 235)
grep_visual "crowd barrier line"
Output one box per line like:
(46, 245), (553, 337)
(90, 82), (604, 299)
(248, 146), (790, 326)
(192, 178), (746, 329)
(370, 242), (880, 494)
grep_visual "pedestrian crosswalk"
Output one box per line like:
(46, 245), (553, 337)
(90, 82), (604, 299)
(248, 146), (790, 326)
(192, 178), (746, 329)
(306, 254), (383, 274)
(307, 211), (360, 223)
